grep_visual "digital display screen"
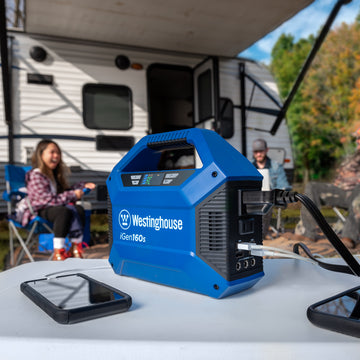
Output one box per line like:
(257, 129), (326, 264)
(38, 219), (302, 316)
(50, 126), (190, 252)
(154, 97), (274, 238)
(141, 173), (164, 186)
(122, 170), (194, 187)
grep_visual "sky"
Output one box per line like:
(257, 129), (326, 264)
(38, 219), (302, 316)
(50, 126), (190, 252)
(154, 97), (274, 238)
(239, 0), (360, 64)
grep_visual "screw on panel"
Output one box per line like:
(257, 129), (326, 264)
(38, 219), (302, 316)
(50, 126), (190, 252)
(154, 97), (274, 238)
(212, 171), (218, 177)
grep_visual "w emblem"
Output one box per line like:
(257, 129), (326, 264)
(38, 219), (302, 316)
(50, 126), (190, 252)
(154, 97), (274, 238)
(118, 209), (131, 230)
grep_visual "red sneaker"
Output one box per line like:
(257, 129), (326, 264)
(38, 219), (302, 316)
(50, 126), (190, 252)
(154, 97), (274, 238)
(68, 243), (83, 258)
(52, 248), (68, 261)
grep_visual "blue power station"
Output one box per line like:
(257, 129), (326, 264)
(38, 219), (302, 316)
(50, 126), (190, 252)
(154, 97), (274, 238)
(107, 128), (264, 298)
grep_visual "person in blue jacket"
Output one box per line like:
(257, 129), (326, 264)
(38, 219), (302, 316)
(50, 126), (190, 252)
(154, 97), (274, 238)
(251, 139), (291, 190)
(251, 138), (291, 237)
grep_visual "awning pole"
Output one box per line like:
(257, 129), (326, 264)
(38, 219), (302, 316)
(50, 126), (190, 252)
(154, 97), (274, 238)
(0, 0), (14, 163)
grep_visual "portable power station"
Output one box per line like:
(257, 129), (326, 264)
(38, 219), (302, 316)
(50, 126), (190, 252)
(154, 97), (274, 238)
(107, 128), (264, 298)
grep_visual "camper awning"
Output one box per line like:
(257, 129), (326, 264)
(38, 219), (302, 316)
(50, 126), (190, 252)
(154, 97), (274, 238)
(25, 0), (314, 57)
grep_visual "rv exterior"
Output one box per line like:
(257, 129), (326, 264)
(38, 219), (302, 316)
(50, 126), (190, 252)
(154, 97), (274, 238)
(2, 0), (320, 214)
(0, 32), (294, 213)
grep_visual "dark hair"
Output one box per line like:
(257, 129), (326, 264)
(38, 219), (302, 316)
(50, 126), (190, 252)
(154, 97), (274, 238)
(31, 139), (70, 192)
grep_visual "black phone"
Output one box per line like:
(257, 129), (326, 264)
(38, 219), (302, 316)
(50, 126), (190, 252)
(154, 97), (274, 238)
(21, 273), (132, 324)
(307, 285), (360, 338)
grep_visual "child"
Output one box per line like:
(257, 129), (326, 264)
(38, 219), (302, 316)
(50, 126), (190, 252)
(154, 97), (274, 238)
(22, 139), (96, 260)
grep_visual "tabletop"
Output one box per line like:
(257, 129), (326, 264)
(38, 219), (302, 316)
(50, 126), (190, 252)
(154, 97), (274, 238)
(0, 257), (359, 359)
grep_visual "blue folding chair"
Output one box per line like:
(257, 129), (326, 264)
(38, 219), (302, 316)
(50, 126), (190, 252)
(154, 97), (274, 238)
(2, 165), (53, 266)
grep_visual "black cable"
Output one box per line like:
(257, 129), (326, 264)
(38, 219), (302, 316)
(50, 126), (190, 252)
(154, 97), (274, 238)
(294, 193), (360, 277)
(293, 242), (354, 275)
(243, 189), (360, 276)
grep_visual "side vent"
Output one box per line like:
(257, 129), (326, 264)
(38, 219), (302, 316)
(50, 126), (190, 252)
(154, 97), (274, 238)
(197, 188), (229, 276)
(208, 211), (226, 251)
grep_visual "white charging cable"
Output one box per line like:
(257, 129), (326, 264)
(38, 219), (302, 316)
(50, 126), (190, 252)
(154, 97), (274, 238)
(238, 242), (318, 265)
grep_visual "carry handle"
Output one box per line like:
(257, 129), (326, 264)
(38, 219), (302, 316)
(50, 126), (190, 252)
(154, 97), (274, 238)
(147, 138), (193, 152)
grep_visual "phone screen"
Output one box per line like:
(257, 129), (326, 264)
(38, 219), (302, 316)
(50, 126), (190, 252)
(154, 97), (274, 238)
(21, 273), (132, 324)
(307, 285), (360, 338)
(312, 288), (360, 319)
(25, 274), (124, 310)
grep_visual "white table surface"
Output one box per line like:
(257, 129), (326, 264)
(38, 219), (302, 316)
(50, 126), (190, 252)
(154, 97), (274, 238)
(1, 257), (360, 359)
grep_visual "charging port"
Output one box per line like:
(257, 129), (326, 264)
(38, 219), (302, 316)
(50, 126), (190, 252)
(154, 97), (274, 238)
(236, 261), (242, 271)
(236, 250), (245, 258)
(244, 260), (249, 269)
(251, 258), (256, 267)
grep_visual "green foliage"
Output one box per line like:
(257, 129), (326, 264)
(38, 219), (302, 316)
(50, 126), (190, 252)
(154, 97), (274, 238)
(270, 34), (314, 99)
(270, 33), (314, 181)
(270, 19), (360, 182)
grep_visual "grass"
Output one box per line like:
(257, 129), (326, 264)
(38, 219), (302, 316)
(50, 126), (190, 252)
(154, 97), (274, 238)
(0, 219), (11, 271)
(275, 202), (347, 231)
(89, 213), (109, 233)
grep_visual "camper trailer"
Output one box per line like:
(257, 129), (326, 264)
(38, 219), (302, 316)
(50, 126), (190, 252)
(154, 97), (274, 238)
(1, 0), (317, 214)
(0, 33), (294, 213)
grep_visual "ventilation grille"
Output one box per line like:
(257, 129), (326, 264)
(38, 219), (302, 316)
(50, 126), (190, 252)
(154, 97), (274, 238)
(198, 189), (229, 275)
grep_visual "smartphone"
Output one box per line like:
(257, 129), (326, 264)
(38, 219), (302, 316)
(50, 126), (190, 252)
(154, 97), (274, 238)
(21, 273), (132, 324)
(307, 285), (360, 338)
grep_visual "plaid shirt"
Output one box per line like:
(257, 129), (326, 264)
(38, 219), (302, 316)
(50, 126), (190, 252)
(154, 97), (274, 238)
(21, 168), (84, 226)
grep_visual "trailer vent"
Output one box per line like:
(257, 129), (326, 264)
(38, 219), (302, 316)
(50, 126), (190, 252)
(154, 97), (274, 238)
(96, 135), (134, 151)
(27, 73), (54, 85)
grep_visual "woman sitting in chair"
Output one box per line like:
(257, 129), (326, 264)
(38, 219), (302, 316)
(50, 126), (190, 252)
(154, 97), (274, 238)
(22, 139), (95, 260)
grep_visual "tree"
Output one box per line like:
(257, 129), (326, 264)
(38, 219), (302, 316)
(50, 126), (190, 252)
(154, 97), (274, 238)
(270, 20), (360, 182)
(270, 33), (314, 181)
(301, 22), (360, 177)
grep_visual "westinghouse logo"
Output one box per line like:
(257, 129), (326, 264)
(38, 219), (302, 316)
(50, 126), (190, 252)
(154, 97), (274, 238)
(119, 209), (131, 230)
(118, 209), (183, 231)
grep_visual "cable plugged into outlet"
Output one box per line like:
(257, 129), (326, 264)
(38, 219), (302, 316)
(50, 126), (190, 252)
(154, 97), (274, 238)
(241, 189), (360, 277)
(237, 243), (317, 264)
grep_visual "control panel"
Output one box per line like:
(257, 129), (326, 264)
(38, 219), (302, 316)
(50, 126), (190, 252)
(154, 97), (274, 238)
(121, 170), (195, 187)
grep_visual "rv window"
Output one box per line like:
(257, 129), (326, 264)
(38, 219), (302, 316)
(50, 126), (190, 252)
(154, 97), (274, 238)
(219, 98), (234, 139)
(197, 69), (212, 123)
(83, 84), (132, 130)
(147, 64), (193, 134)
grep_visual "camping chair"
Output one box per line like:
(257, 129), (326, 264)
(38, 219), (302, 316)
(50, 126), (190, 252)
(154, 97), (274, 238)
(2, 164), (53, 266)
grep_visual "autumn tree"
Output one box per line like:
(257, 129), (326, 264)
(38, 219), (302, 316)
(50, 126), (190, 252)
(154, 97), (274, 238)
(270, 18), (360, 182)
(301, 21), (360, 178)
(349, 15), (360, 130)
